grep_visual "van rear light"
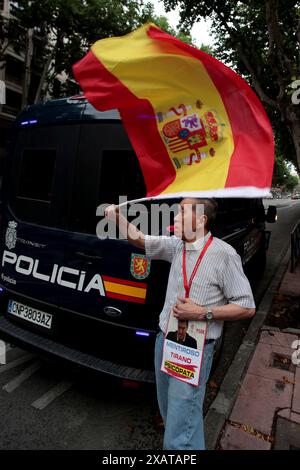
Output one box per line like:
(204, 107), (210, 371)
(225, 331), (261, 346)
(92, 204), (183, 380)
(122, 380), (141, 389)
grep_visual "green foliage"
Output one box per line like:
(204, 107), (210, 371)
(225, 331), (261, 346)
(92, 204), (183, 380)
(1, 0), (215, 102)
(285, 174), (299, 191)
(273, 154), (299, 190)
(198, 43), (214, 56)
(142, 5), (214, 51)
(1, 0), (151, 99)
(142, 3), (195, 46)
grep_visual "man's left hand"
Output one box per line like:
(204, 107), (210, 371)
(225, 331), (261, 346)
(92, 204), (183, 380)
(173, 297), (206, 321)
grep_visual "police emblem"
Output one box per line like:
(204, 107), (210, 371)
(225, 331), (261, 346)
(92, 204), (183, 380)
(130, 254), (151, 280)
(5, 220), (17, 250)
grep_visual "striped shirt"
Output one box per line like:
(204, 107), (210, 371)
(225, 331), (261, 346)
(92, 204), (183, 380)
(144, 231), (256, 340)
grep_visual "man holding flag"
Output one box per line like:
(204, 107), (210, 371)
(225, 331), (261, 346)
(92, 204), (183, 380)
(73, 21), (273, 450)
(105, 198), (256, 450)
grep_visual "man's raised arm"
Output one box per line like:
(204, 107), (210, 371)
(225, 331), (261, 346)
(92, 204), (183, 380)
(104, 204), (145, 250)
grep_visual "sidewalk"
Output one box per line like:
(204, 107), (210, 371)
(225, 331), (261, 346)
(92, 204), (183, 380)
(217, 263), (300, 450)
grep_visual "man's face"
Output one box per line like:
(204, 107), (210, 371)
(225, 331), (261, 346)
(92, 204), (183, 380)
(177, 321), (188, 341)
(174, 198), (205, 241)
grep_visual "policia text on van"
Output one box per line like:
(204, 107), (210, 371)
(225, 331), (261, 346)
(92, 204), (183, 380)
(0, 96), (277, 383)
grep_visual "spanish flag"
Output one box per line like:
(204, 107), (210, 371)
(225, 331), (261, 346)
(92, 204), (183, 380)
(73, 23), (274, 199)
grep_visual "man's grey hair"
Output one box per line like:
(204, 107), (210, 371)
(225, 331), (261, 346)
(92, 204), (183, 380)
(192, 198), (218, 230)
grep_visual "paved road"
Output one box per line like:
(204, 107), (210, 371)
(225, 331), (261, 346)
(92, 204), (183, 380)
(0, 199), (300, 450)
(261, 198), (300, 300)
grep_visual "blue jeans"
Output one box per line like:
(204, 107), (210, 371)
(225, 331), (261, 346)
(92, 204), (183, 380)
(154, 330), (215, 450)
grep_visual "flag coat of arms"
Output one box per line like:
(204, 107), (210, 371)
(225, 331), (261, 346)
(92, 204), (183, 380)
(73, 23), (274, 199)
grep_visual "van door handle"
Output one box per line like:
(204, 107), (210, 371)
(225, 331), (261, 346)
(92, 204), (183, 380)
(75, 251), (103, 261)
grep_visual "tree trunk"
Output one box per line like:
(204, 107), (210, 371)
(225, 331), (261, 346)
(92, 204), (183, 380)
(34, 53), (53, 104)
(289, 118), (300, 174)
(22, 28), (34, 108)
(282, 102), (300, 173)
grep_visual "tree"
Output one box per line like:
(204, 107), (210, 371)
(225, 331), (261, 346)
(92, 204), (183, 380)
(141, 3), (195, 45)
(1, 0), (152, 102)
(272, 154), (298, 190)
(163, 0), (300, 174)
(142, 3), (214, 52)
(0, 0), (217, 105)
(285, 173), (299, 192)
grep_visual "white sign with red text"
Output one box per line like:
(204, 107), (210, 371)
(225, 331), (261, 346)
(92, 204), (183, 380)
(161, 314), (207, 386)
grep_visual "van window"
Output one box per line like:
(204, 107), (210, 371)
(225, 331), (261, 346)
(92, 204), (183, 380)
(213, 198), (259, 237)
(70, 143), (147, 236)
(9, 124), (80, 228)
(98, 149), (146, 205)
(11, 147), (57, 226)
(18, 148), (56, 202)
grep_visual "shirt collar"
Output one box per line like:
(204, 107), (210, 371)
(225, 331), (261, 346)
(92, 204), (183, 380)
(184, 231), (212, 251)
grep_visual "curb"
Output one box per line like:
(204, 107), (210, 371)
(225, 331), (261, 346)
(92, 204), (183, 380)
(204, 244), (291, 450)
(276, 204), (290, 209)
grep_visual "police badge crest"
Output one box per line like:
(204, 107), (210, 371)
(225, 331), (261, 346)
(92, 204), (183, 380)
(130, 253), (151, 280)
(5, 220), (17, 250)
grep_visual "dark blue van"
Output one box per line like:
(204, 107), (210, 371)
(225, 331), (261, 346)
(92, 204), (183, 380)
(0, 96), (276, 383)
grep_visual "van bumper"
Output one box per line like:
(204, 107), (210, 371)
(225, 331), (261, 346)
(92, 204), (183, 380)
(0, 316), (155, 383)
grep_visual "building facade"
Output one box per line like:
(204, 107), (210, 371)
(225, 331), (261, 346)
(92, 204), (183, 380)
(0, 0), (42, 183)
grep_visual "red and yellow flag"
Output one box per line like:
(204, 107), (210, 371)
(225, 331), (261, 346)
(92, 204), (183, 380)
(73, 23), (274, 199)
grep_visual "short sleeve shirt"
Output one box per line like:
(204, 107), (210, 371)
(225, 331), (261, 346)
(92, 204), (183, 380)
(144, 231), (256, 339)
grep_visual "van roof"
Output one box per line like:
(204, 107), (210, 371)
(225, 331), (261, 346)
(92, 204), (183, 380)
(15, 96), (121, 128)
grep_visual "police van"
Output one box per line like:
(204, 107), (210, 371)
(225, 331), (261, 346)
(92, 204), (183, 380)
(0, 96), (276, 383)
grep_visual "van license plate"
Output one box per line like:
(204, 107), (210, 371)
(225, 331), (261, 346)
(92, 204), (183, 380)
(7, 300), (53, 329)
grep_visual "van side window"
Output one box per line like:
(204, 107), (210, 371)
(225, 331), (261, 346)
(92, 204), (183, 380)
(98, 150), (146, 205)
(11, 148), (57, 226)
(214, 198), (255, 237)
(18, 149), (56, 202)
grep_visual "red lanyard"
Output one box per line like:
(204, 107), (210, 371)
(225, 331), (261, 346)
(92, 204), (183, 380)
(182, 235), (213, 298)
